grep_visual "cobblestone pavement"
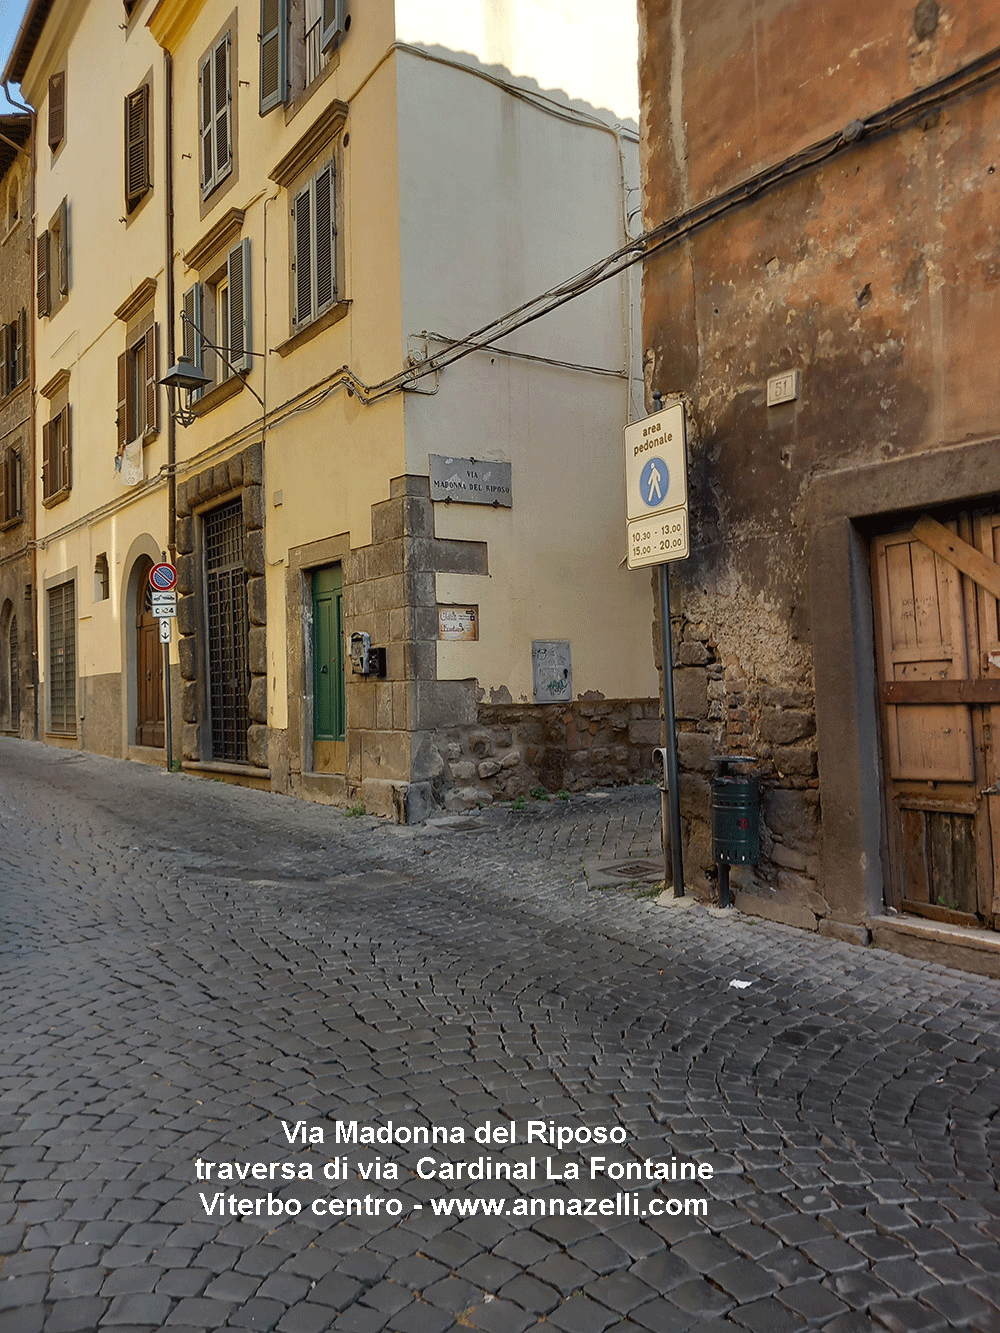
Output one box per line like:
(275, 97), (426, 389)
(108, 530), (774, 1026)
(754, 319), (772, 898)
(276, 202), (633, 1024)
(2, 739), (1000, 1333)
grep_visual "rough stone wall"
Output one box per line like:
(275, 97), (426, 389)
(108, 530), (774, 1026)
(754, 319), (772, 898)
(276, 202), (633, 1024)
(438, 700), (660, 811)
(175, 442), (266, 768)
(639, 0), (1000, 928)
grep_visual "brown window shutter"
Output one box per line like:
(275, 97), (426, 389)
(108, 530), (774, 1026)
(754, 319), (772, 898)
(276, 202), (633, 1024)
(0, 324), (9, 396)
(60, 406), (71, 493)
(58, 200), (68, 296)
(293, 186), (311, 327)
(143, 324), (158, 438)
(48, 72), (65, 150)
(125, 85), (149, 209)
(117, 351), (128, 448)
(36, 231), (50, 317)
(0, 447), (7, 523)
(42, 420), (53, 498)
(17, 309), (26, 385)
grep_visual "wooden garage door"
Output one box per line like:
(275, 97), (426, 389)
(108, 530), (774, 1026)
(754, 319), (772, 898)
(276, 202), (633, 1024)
(873, 512), (1000, 928)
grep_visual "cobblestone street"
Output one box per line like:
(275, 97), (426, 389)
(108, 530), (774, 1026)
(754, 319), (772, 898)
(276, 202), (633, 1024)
(3, 739), (1000, 1333)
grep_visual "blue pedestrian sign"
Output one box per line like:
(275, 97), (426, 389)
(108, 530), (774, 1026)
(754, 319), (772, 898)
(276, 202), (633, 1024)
(640, 458), (669, 508)
(623, 403), (690, 568)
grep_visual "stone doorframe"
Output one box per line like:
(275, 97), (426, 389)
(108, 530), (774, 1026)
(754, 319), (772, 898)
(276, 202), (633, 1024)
(284, 530), (351, 806)
(808, 435), (1000, 929)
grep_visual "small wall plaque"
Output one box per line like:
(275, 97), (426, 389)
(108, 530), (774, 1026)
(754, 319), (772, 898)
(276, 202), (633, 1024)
(429, 455), (512, 506)
(767, 369), (801, 406)
(438, 605), (479, 641)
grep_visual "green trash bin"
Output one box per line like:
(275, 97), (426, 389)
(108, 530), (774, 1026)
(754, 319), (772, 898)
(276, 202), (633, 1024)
(711, 756), (759, 906)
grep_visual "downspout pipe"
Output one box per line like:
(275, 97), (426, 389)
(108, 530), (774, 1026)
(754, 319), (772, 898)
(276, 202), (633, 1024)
(164, 52), (176, 562)
(4, 79), (38, 739)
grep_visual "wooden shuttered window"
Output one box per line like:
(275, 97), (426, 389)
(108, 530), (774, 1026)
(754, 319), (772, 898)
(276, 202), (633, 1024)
(17, 309), (26, 386)
(125, 84), (151, 211)
(321, 0), (344, 52)
(47, 580), (76, 735)
(182, 283), (205, 398)
(200, 33), (232, 197)
(1, 447), (22, 523)
(57, 200), (68, 297)
(0, 444), (20, 524)
(48, 71), (65, 151)
(37, 230), (50, 317)
(144, 324), (159, 437)
(227, 238), (251, 373)
(43, 407), (71, 503)
(292, 163), (336, 329)
(119, 325), (159, 445)
(259, 0), (287, 115)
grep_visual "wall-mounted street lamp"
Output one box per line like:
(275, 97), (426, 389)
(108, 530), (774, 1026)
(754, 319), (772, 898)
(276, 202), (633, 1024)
(159, 312), (266, 426)
(159, 354), (213, 427)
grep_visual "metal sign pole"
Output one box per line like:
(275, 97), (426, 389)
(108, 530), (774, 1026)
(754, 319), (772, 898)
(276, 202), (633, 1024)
(657, 560), (685, 897)
(163, 635), (173, 771)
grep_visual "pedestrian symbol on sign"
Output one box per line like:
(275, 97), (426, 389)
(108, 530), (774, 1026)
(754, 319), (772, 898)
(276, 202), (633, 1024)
(640, 458), (668, 508)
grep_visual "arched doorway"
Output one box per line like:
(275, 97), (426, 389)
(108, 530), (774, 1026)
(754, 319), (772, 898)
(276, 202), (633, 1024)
(135, 557), (164, 747)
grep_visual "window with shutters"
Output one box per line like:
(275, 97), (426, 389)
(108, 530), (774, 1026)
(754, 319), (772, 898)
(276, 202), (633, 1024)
(199, 27), (235, 199)
(0, 442), (22, 526)
(37, 199), (69, 318)
(47, 580), (76, 735)
(265, 0), (348, 114)
(48, 71), (65, 152)
(117, 310), (159, 449)
(292, 160), (336, 330)
(124, 82), (151, 213)
(0, 310), (27, 398)
(181, 237), (252, 409)
(42, 406), (71, 505)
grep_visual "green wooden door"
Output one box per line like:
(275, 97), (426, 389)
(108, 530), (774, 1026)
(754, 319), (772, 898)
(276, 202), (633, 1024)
(312, 565), (345, 771)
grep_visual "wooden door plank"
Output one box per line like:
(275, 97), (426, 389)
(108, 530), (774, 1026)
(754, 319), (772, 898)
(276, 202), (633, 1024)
(913, 514), (1000, 603)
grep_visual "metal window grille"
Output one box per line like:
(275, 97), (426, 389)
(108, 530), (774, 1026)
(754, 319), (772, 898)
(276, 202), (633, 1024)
(204, 499), (250, 762)
(47, 581), (75, 734)
(8, 614), (17, 728)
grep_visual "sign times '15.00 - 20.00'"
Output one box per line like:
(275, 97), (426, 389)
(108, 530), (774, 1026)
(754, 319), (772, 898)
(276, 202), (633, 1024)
(628, 509), (689, 565)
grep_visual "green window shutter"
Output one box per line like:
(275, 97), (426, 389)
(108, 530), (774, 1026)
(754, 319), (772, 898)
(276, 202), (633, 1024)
(293, 185), (312, 327)
(227, 238), (251, 373)
(314, 162), (335, 312)
(182, 283), (205, 399)
(259, 0), (287, 115)
(214, 34), (232, 181)
(199, 53), (213, 192)
(321, 0), (344, 53)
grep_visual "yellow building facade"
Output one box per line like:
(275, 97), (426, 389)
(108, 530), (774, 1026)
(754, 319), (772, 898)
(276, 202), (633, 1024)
(9, 0), (659, 818)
